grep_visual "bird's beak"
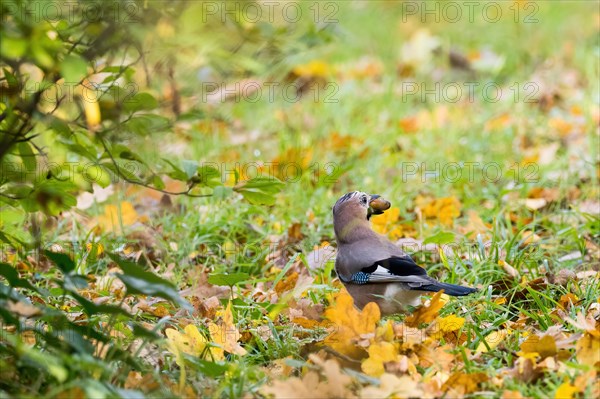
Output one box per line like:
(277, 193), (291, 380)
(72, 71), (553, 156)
(368, 194), (391, 217)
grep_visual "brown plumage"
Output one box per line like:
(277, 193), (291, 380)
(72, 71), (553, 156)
(333, 191), (477, 315)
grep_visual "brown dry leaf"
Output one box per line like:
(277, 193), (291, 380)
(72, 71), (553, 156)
(564, 311), (599, 336)
(442, 372), (488, 396)
(499, 260), (520, 279)
(274, 271), (299, 295)
(361, 373), (423, 399)
(7, 300), (42, 317)
(324, 289), (380, 358)
(524, 198), (547, 211)
(405, 291), (445, 328)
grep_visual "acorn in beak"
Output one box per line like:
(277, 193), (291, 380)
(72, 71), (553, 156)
(367, 194), (391, 218)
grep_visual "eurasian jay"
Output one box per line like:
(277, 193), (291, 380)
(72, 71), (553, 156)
(333, 191), (477, 315)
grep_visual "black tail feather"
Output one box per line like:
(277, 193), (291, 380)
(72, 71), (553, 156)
(418, 282), (477, 296)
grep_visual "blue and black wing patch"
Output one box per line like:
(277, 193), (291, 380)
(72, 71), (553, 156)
(349, 256), (426, 284)
(348, 255), (477, 296)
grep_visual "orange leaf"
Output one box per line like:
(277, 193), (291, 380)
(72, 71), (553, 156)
(324, 289), (380, 358)
(405, 291), (446, 328)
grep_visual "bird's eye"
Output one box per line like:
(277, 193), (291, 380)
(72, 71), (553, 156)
(361, 195), (368, 204)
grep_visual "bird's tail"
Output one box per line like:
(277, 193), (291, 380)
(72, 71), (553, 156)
(420, 282), (477, 296)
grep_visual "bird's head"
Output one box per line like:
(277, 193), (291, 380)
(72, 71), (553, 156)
(333, 191), (391, 221)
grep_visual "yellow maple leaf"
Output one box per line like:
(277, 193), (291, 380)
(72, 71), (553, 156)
(165, 324), (209, 390)
(324, 289), (381, 358)
(554, 383), (580, 399)
(576, 332), (600, 367)
(476, 329), (510, 353)
(371, 207), (405, 239)
(361, 341), (398, 376)
(405, 291), (446, 328)
(208, 302), (247, 359)
(165, 324), (209, 357)
(442, 372), (488, 396)
(96, 201), (139, 233)
(416, 195), (462, 227)
(292, 60), (332, 78)
(519, 335), (557, 358)
(429, 314), (465, 340)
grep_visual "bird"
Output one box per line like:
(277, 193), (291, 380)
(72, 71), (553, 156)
(332, 191), (477, 315)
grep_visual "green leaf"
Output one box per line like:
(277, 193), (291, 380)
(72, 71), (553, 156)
(44, 250), (75, 274)
(187, 358), (229, 377)
(123, 114), (170, 135)
(207, 272), (249, 287)
(124, 92), (158, 112)
(69, 291), (131, 317)
(182, 160), (199, 179)
(60, 54), (88, 83)
(233, 177), (284, 205)
(423, 231), (455, 245)
(0, 37), (27, 58)
(2, 68), (21, 91)
(0, 263), (39, 292)
(196, 165), (222, 188)
(17, 142), (36, 174)
(163, 159), (188, 181)
(108, 253), (191, 310)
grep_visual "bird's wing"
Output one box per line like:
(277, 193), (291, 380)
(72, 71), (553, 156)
(346, 256), (433, 285)
(346, 256), (478, 296)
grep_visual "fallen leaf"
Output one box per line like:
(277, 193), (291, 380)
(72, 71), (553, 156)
(405, 291), (445, 328)
(95, 201), (140, 233)
(576, 332), (600, 367)
(554, 383), (580, 399)
(476, 329), (510, 353)
(442, 371), (488, 396)
(524, 198), (547, 211)
(519, 335), (557, 358)
(361, 373), (423, 399)
(361, 341), (398, 376)
(324, 289), (380, 358)
(416, 195), (462, 227)
(209, 302), (247, 358)
(428, 314), (465, 341)
(499, 260), (520, 279)
(501, 390), (526, 399)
